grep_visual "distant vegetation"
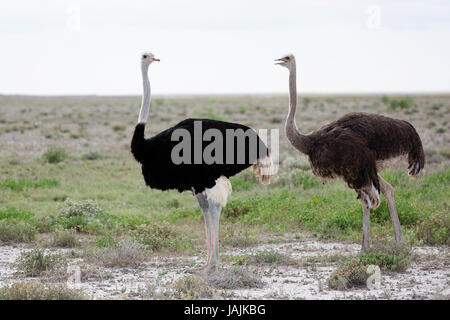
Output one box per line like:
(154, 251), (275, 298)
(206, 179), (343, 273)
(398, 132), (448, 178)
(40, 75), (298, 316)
(381, 95), (414, 111)
(42, 145), (67, 164)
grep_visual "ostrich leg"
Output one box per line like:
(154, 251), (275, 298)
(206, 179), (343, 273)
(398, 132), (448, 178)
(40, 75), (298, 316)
(361, 199), (371, 252)
(358, 184), (380, 252)
(379, 176), (404, 243)
(196, 194), (212, 270)
(195, 193), (222, 273)
(207, 199), (222, 272)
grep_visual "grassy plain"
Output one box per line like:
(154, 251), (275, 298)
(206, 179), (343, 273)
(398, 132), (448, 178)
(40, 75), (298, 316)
(0, 94), (448, 299)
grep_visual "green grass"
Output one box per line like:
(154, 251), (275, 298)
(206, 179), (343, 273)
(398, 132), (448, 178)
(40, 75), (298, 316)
(0, 220), (37, 243)
(0, 162), (448, 248)
(220, 170), (449, 244)
(0, 178), (59, 191)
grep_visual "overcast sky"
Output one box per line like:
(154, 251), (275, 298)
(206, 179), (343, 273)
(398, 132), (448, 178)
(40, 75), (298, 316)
(1, 0), (449, 95)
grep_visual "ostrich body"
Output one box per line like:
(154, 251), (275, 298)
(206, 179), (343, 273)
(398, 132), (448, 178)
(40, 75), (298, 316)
(131, 52), (273, 272)
(276, 54), (425, 251)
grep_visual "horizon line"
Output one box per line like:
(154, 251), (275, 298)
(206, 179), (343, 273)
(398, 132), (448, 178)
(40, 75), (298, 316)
(1, 91), (450, 98)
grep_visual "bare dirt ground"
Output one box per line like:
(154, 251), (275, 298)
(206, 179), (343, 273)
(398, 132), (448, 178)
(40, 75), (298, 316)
(1, 234), (448, 300)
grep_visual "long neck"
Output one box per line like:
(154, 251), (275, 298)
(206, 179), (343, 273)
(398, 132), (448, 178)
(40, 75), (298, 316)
(138, 64), (151, 124)
(285, 63), (310, 154)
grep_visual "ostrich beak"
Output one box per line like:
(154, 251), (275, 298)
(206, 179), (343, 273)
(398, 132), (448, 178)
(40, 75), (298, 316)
(274, 58), (284, 65)
(151, 57), (160, 62)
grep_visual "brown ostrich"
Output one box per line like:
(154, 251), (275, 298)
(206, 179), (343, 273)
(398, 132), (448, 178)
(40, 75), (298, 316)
(275, 54), (425, 251)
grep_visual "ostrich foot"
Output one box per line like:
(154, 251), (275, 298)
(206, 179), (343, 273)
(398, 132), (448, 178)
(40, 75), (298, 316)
(203, 264), (218, 274)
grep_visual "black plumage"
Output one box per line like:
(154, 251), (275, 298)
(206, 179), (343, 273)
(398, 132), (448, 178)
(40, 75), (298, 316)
(131, 118), (269, 193)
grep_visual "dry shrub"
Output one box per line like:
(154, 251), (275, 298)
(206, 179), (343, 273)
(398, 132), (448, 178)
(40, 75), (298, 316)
(204, 266), (264, 290)
(91, 238), (147, 268)
(327, 258), (369, 290)
(0, 281), (85, 300)
(14, 248), (68, 279)
(171, 275), (214, 299)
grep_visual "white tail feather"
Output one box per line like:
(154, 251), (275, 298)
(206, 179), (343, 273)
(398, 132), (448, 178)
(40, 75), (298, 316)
(251, 156), (276, 185)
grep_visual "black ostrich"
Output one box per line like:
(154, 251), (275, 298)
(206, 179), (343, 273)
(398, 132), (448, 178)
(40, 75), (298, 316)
(275, 54), (425, 251)
(131, 52), (274, 273)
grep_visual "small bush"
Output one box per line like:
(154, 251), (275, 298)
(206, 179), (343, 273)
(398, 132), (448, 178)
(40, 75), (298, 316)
(132, 223), (190, 252)
(171, 275), (214, 299)
(166, 199), (180, 209)
(0, 221), (37, 243)
(43, 145), (67, 164)
(360, 240), (412, 271)
(57, 199), (154, 234)
(250, 250), (297, 265)
(111, 123), (126, 131)
(381, 95), (390, 105)
(92, 238), (147, 268)
(81, 151), (103, 161)
(0, 282), (85, 300)
(417, 211), (449, 245)
(327, 258), (369, 290)
(58, 199), (102, 219)
(51, 229), (79, 248)
(221, 224), (259, 247)
(204, 266), (264, 289)
(15, 248), (67, 277)
(57, 199), (111, 233)
(388, 96), (413, 111)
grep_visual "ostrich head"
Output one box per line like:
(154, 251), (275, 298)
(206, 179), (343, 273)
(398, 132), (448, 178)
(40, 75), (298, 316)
(141, 52), (160, 66)
(275, 54), (295, 70)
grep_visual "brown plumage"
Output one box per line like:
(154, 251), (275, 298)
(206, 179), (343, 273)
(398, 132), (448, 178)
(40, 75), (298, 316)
(276, 53), (425, 251)
(306, 112), (425, 192)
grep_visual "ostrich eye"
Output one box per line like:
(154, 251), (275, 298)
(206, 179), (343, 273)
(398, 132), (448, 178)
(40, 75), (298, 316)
(143, 55), (147, 58)
(285, 57), (290, 60)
